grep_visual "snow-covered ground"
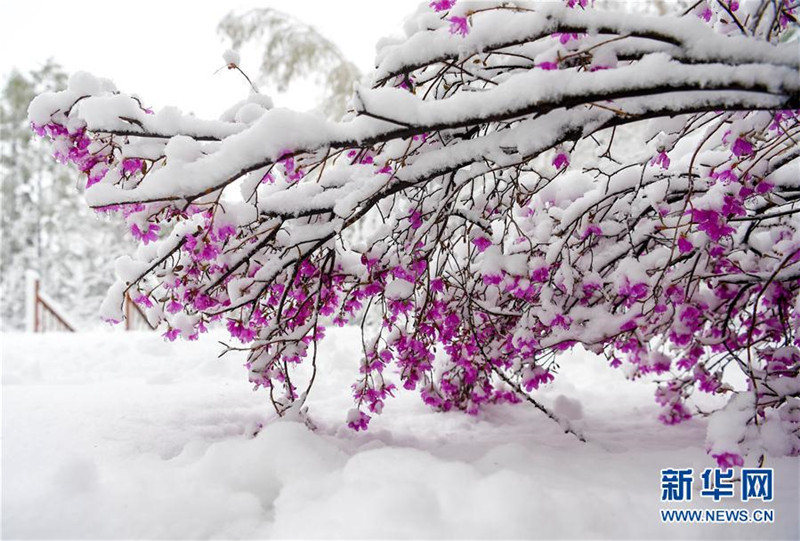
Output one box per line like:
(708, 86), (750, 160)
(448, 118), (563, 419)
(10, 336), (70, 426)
(2, 328), (797, 539)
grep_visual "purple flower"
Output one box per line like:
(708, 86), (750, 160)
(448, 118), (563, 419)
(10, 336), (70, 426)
(619, 279), (648, 305)
(193, 293), (217, 310)
(472, 237), (492, 252)
(538, 61), (559, 71)
(531, 266), (549, 283)
(677, 237), (693, 254)
(163, 328), (180, 341)
(429, 0), (456, 12)
(346, 409), (371, 431)
(690, 209), (734, 241)
(659, 402), (692, 425)
(523, 366), (554, 391)
(756, 182), (774, 194)
(552, 152), (570, 169)
(731, 137), (753, 157)
(554, 32), (580, 44)
(448, 16), (469, 36)
(227, 319), (256, 343)
(130, 223), (159, 244)
(620, 319), (638, 332)
(86, 169), (107, 188)
(122, 158), (143, 174)
(651, 151), (670, 170)
(566, 0), (588, 8)
(712, 452), (744, 470)
(166, 300), (183, 314)
(711, 168), (738, 184)
(408, 210), (423, 229)
(216, 224), (236, 241)
(582, 224), (602, 239)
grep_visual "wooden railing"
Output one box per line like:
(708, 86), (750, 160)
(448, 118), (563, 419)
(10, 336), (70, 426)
(26, 273), (76, 333)
(25, 271), (155, 332)
(124, 293), (157, 331)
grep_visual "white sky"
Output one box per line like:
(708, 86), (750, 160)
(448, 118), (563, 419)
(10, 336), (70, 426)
(0, 0), (420, 117)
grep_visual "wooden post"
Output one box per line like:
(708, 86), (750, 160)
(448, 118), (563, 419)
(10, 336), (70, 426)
(124, 293), (156, 331)
(33, 276), (40, 333)
(25, 270), (76, 333)
(125, 293), (132, 331)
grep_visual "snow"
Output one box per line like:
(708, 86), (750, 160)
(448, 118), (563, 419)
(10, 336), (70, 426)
(374, 4), (799, 81)
(384, 278), (414, 299)
(23, 271), (37, 333)
(3, 328), (798, 539)
(223, 49), (241, 67)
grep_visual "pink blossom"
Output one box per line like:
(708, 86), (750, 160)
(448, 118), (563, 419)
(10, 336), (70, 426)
(523, 366), (554, 391)
(346, 409), (371, 431)
(408, 210), (423, 229)
(677, 237), (693, 254)
(690, 209), (734, 241)
(429, 0), (456, 12)
(554, 32), (580, 44)
(86, 170), (106, 188)
(227, 319), (256, 342)
(130, 223), (159, 244)
(582, 224), (602, 239)
(650, 151), (670, 170)
(216, 224), (236, 241)
(552, 152), (570, 169)
(659, 402), (692, 425)
(619, 279), (648, 305)
(122, 158), (143, 174)
(566, 0), (588, 8)
(163, 328), (180, 341)
(448, 16), (469, 36)
(731, 137), (753, 156)
(620, 319), (638, 332)
(711, 452), (744, 470)
(756, 182), (774, 194)
(473, 237), (492, 252)
(710, 168), (738, 184)
(192, 294), (217, 310)
(531, 266), (549, 283)
(780, 8), (794, 28)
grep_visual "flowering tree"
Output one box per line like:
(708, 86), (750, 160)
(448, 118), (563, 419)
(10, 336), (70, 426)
(30, 0), (800, 465)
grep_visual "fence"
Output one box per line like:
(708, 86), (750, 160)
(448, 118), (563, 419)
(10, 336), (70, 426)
(25, 271), (155, 332)
(123, 292), (157, 331)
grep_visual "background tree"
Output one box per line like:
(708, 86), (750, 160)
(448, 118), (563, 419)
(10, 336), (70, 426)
(30, 0), (800, 464)
(1, 61), (126, 329)
(218, 8), (361, 120)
